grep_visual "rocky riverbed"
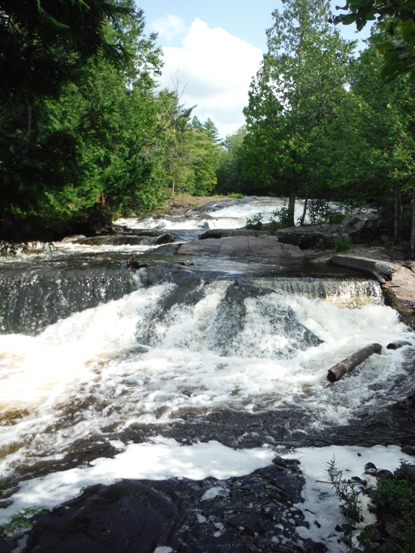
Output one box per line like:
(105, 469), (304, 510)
(1, 197), (415, 553)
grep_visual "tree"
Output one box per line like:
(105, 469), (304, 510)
(350, 35), (415, 251)
(333, 0), (415, 82)
(0, 0), (134, 102)
(215, 127), (255, 195)
(334, 2), (415, 255)
(244, 0), (355, 225)
(0, 0), (164, 240)
(187, 117), (221, 196)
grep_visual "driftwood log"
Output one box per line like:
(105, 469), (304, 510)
(327, 343), (382, 382)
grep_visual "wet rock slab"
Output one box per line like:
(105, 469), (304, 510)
(177, 235), (306, 266)
(16, 459), (327, 553)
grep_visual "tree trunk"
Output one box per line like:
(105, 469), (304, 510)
(394, 184), (402, 242)
(25, 103), (32, 143)
(327, 343), (382, 382)
(300, 183), (309, 227)
(288, 180), (296, 227)
(411, 188), (415, 258)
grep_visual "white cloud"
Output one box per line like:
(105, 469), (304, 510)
(157, 18), (263, 138)
(151, 14), (187, 42)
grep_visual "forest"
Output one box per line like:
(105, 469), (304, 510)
(1, 0), (415, 251)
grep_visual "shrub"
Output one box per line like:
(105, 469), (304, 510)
(308, 199), (330, 225)
(327, 458), (362, 550)
(246, 214), (263, 230)
(272, 206), (293, 228)
(329, 212), (346, 224)
(333, 236), (351, 252)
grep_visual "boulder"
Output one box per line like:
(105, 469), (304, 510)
(339, 213), (379, 243)
(276, 224), (340, 250)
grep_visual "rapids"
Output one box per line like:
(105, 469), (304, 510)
(0, 197), (414, 552)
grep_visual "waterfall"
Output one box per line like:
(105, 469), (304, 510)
(1, 197), (415, 553)
(0, 266), (140, 335)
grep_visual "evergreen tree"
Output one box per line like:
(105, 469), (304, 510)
(244, 0), (355, 225)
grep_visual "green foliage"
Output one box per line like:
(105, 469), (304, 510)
(334, 237), (352, 252)
(333, 1), (415, 82)
(0, 0), (224, 244)
(327, 457), (362, 550)
(215, 127), (255, 195)
(365, 461), (415, 552)
(328, 459), (415, 552)
(0, 0), (135, 103)
(308, 199), (330, 225)
(371, 462), (415, 517)
(246, 214), (263, 230)
(328, 212), (346, 224)
(268, 220), (280, 235)
(227, 193), (244, 199)
(0, 508), (44, 544)
(243, 0), (356, 225)
(273, 206), (294, 228)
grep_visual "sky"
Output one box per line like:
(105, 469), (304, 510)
(135, 1), (372, 139)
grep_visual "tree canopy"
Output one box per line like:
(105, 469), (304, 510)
(0, 0), (220, 242)
(333, 0), (415, 81)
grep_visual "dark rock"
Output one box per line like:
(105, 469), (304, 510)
(20, 462), (327, 553)
(151, 244), (180, 255)
(87, 235), (145, 246)
(364, 462), (377, 475)
(377, 469), (393, 478)
(393, 390), (415, 411)
(386, 340), (411, 350)
(339, 214), (379, 243)
(276, 225), (339, 250)
(199, 229), (269, 239)
(127, 254), (149, 271)
(171, 261), (195, 268)
(154, 233), (177, 245)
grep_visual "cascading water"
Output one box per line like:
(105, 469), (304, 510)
(1, 197), (414, 553)
(0, 272), (413, 477)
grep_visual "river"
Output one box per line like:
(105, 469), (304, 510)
(0, 197), (414, 552)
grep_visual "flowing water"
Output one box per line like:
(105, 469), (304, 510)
(0, 197), (414, 551)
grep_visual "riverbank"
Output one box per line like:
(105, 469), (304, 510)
(159, 196), (415, 327)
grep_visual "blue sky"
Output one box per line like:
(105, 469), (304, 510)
(135, 1), (371, 138)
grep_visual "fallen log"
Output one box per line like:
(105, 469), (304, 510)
(327, 343), (382, 382)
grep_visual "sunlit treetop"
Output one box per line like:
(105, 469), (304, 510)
(332, 0), (415, 81)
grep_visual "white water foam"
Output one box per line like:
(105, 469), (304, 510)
(282, 444), (415, 553)
(0, 437), (275, 524)
(0, 438), (412, 553)
(0, 281), (413, 481)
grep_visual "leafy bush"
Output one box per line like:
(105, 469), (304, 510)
(269, 220), (280, 235)
(308, 199), (330, 225)
(333, 236), (351, 252)
(328, 212), (346, 224)
(328, 459), (415, 553)
(246, 214), (263, 230)
(227, 193), (244, 199)
(272, 206), (293, 228)
(327, 458), (362, 550)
